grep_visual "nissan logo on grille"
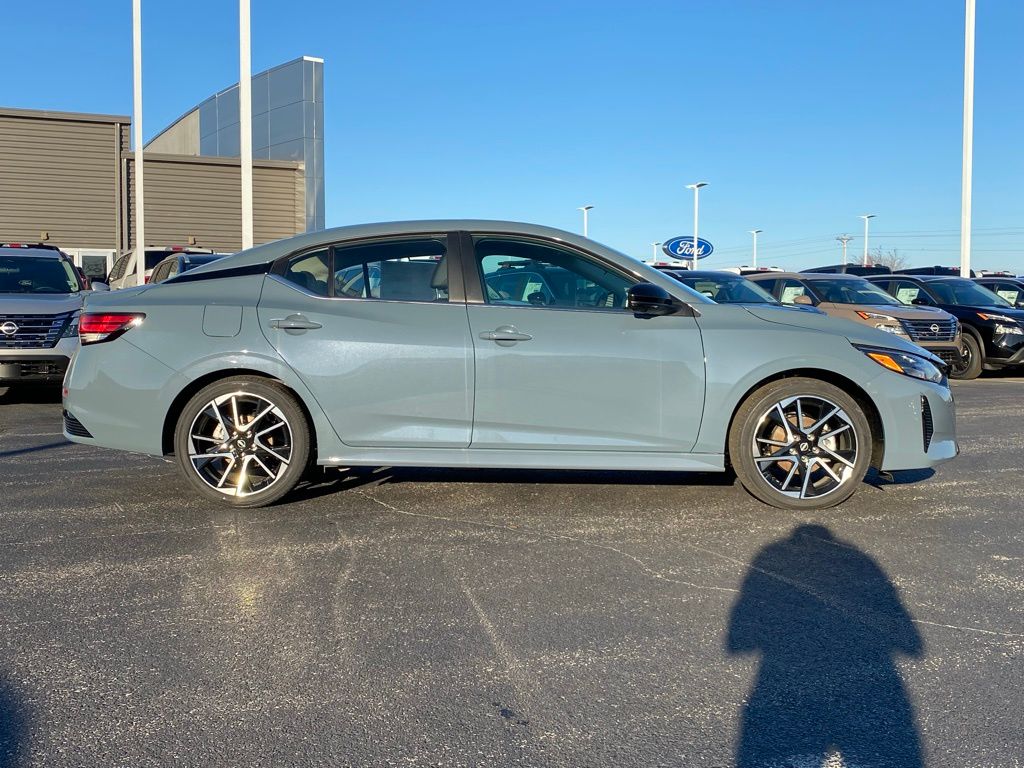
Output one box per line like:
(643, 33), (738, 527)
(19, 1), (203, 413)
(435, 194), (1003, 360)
(930, 324), (941, 334)
(0, 321), (19, 336)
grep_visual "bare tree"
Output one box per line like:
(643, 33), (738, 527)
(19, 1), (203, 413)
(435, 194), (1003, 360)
(869, 248), (909, 271)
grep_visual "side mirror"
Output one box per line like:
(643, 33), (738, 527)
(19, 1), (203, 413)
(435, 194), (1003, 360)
(91, 282), (110, 292)
(792, 294), (814, 306)
(628, 282), (678, 318)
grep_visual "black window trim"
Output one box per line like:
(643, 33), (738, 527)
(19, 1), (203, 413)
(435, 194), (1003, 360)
(460, 230), (660, 314)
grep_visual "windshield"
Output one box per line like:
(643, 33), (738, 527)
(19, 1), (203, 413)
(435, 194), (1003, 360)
(670, 274), (778, 304)
(0, 256), (81, 294)
(926, 279), (1012, 307)
(806, 277), (902, 306)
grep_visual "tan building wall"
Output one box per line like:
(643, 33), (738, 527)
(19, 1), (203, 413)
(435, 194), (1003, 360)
(123, 153), (305, 253)
(0, 107), (128, 249)
(0, 106), (307, 255)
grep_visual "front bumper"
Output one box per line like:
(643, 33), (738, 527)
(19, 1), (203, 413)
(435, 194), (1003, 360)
(985, 338), (1024, 367)
(867, 374), (958, 472)
(0, 338), (76, 384)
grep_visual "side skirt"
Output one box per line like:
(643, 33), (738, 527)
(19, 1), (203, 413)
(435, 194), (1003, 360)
(316, 448), (725, 473)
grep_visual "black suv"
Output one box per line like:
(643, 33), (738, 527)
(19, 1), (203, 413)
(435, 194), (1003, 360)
(868, 274), (1024, 377)
(896, 265), (977, 277)
(803, 264), (893, 276)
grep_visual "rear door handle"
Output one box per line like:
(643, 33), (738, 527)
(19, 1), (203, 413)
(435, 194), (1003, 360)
(479, 325), (533, 343)
(270, 314), (322, 330)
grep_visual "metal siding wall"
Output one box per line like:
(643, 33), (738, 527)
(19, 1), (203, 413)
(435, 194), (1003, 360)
(124, 155), (304, 253)
(0, 114), (121, 248)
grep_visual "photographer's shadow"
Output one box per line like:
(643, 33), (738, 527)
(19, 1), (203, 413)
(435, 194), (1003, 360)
(727, 524), (923, 768)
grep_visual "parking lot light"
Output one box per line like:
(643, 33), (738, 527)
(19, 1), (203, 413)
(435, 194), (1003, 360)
(686, 182), (708, 270)
(749, 229), (762, 269)
(578, 205), (594, 238)
(860, 214), (876, 266)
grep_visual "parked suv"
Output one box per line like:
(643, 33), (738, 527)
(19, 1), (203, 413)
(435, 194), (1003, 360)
(0, 244), (88, 387)
(868, 274), (1024, 377)
(657, 269), (822, 313)
(896, 266), (977, 277)
(748, 272), (967, 375)
(107, 246), (216, 289)
(149, 252), (227, 284)
(803, 264), (893, 276)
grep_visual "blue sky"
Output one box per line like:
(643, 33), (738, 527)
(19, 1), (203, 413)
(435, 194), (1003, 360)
(4, 1), (1023, 270)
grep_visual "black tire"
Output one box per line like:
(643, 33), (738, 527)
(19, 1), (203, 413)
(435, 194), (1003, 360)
(728, 377), (873, 510)
(173, 376), (311, 508)
(950, 333), (983, 380)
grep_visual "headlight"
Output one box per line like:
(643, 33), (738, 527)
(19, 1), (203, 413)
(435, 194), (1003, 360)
(994, 323), (1024, 336)
(60, 312), (80, 338)
(856, 311), (909, 337)
(855, 344), (945, 384)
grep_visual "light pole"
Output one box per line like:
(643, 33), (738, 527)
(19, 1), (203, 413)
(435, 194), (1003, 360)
(961, 0), (976, 277)
(749, 229), (762, 269)
(577, 205), (594, 238)
(836, 234), (853, 265)
(860, 214), (876, 266)
(650, 242), (660, 263)
(686, 182), (708, 270)
(131, 0), (145, 286)
(239, 0), (253, 250)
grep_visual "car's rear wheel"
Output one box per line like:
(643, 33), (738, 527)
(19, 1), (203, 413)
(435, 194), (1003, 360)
(949, 333), (983, 380)
(728, 378), (872, 510)
(174, 376), (310, 508)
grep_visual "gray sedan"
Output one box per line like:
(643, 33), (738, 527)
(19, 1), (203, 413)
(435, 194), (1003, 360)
(62, 220), (957, 510)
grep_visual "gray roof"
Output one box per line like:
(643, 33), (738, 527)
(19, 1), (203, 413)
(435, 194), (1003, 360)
(188, 220), (632, 273)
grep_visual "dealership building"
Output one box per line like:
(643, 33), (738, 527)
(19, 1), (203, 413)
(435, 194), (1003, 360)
(0, 56), (324, 281)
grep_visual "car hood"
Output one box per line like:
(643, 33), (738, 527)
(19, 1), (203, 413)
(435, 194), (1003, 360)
(742, 304), (935, 358)
(0, 293), (83, 314)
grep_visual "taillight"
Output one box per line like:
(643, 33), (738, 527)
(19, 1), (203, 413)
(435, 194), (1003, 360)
(79, 313), (146, 345)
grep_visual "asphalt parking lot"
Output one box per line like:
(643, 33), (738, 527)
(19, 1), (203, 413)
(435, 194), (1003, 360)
(0, 378), (1022, 768)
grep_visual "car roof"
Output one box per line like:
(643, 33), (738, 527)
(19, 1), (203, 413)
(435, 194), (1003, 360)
(748, 272), (866, 281)
(183, 219), (646, 277)
(0, 246), (66, 259)
(663, 270), (745, 279)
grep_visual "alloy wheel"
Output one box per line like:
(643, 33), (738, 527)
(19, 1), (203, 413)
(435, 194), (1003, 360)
(751, 395), (859, 500)
(187, 391), (293, 497)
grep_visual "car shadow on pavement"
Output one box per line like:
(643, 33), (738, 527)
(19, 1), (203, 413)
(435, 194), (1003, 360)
(286, 465), (738, 502)
(0, 681), (26, 768)
(0, 441), (69, 459)
(726, 524), (924, 768)
(0, 386), (62, 405)
(864, 467), (936, 489)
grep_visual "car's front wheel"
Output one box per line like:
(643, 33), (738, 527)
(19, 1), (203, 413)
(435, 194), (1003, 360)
(949, 333), (983, 380)
(728, 378), (872, 510)
(174, 376), (310, 507)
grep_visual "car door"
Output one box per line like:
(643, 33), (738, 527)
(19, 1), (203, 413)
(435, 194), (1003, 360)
(463, 233), (705, 451)
(257, 233), (474, 448)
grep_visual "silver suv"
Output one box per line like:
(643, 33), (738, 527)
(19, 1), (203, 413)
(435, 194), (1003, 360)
(0, 244), (93, 387)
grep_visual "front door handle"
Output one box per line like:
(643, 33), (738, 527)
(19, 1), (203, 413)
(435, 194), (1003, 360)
(479, 325), (533, 343)
(269, 314), (322, 331)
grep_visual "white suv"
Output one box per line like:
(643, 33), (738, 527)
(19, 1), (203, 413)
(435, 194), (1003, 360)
(107, 246), (215, 289)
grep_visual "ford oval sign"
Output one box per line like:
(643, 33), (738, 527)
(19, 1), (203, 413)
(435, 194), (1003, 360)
(663, 237), (714, 260)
